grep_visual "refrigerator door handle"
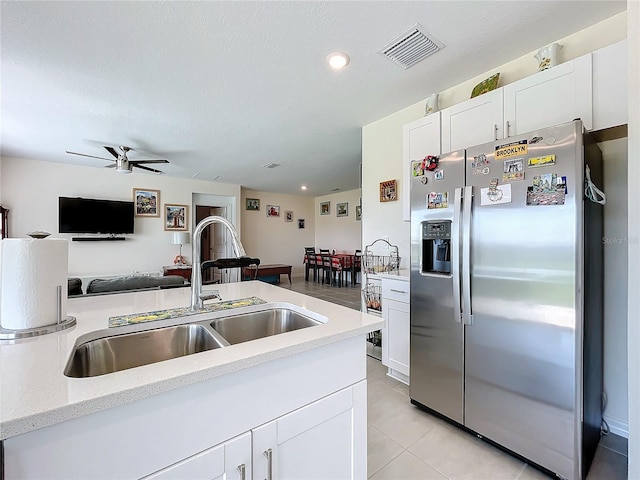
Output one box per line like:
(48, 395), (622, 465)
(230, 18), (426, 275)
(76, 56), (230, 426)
(462, 185), (473, 325)
(452, 187), (463, 324)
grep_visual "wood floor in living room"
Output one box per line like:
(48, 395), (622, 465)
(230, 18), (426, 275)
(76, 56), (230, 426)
(278, 278), (628, 479)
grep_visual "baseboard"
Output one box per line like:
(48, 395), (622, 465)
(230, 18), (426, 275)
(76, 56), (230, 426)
(604, 415), (629, 438)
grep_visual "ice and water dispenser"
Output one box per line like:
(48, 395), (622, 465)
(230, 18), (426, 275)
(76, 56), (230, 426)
(421, 220), (452, 274)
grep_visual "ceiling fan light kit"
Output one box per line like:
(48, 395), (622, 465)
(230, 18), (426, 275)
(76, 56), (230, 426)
(65, 145), (169, 174)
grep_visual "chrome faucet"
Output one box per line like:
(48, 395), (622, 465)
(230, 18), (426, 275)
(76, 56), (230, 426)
(190, 216), (247, 311)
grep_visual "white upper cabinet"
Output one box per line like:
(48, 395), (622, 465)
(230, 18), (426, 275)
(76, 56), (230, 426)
(592, 39), (627, 131)
(402, 112), (441, 221)
(441, 88), (504, 153)
(503, 53), (593, 136)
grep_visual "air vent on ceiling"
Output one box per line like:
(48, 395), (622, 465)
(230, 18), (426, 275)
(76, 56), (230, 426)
(262, 162), (280, 169)
(378, 24), (444, 69)
(331, 188), (340, 192)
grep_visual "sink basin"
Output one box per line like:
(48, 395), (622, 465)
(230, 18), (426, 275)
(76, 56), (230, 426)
(210, 307), (322, 345)
(64, 324), (225, 378)
(64, 304), (326, 378)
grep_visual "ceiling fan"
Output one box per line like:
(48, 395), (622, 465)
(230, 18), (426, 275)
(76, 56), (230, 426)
(65, 145), (169, 174)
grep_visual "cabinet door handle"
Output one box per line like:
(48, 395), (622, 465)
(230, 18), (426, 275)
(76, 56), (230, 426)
(506, 120), (511, 137)
(263, 448), (273, 480)
(390, 289), (407, 294)
(237, 463), (246, 480)
(494, 123), (498, 141)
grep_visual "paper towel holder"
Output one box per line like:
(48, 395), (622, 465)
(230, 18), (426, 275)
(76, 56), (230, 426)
(0, 286), (77, 340)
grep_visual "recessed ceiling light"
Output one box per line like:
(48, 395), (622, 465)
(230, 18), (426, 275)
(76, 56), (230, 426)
(327, 52), (350, 70)
(301, 185), (308, 190)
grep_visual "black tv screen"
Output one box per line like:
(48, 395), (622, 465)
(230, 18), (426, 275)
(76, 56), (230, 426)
(59, 197), (135, 234)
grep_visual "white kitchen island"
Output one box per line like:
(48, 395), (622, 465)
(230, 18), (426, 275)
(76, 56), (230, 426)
(0, 281), (382, 479)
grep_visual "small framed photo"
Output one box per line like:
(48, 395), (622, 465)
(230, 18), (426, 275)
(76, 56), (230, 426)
(285, 211), (293, 222)
(246, 198), (260, 211)
(133, 188), (160, 217)
(266, 205), (280, 217)
(164, 204), (188, 231)
(320, 201), (330, 215)
(356, 205), (362, 221)
(298, 219), (305, 229)
(380, 179), (398, 202)
(336, 202), (348, 217)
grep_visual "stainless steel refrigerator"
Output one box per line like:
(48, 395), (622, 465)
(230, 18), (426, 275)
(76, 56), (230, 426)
(409, 120), (603, 480)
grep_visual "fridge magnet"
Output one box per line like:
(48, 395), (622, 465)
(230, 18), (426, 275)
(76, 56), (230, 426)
(434, 169), (444, 180)
(526, 174), (566, 206)
(427, 192), (449, 209)
(473, 166), (490, 176)
(421, 155), (439, 171)
(528, 155), (556, 168)
(530, 136), (543, 144)
(380, 180), (398, 202)
(412, 161), (425, 177)
(495, 140), (528, 160)
(421, 176), (428, 185)
(502, 158), (525, 182)
(471, 153), (489, 168)
(480, 182), (512, 206)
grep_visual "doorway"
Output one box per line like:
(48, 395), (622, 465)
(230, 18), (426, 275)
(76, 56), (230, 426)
(195, 205), (230, 284)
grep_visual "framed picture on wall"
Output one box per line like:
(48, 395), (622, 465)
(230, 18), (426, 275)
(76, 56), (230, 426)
(246, 198), (260, 211)
(380, 179), (398, 202)
(266, 205), (280, 217)
(164, 204), (188, 231)
(356, 205), (362, 221)
(336, 202), (348, 217)
(133, 188), (160, 217)
(320, 201), (330, 215)
(298, 219), (305, 229)
(285, 211), (293, 222)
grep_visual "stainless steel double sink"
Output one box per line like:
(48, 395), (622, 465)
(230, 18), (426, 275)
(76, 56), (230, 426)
(64, 304), (326, 378)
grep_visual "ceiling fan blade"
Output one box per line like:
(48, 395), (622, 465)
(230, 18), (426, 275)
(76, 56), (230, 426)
(103, 146), (120, 158)
(130, 159), (170, 165)
(66, 151), (115, 162)
(134, 164), (164, 174)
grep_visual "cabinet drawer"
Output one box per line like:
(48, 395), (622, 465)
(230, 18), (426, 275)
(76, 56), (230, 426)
(382, 279), (409, 303)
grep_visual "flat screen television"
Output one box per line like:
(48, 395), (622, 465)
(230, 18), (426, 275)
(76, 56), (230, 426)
(58, 197), (135, 234)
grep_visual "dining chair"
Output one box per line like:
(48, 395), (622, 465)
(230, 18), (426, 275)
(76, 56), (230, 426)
(320, 252), (333, 285)
(304, 247), (319, 282)
(352, 249), (362, 286)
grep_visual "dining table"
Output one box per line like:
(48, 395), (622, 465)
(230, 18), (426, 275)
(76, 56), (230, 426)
(303, 253), (354, 286)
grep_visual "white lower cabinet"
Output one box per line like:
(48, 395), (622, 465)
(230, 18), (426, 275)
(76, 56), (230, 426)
(253, 383), (366, 480)
(381, 278), (410, 384)
(143, 383), (365, 480)
(144, 432), (251, 480)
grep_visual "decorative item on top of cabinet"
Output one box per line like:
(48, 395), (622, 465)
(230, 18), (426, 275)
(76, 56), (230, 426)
(471, 73), (500, 98)
(535, 43), (562, 71)
(425, 93), (439, 115)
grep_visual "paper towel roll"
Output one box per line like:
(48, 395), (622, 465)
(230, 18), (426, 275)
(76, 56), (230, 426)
(0, 238), (69, 330)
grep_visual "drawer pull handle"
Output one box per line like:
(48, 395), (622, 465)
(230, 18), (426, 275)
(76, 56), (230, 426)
(237, 464), (246, 480)
(390, 289), (407, 294)
(263, 448), (273, 480)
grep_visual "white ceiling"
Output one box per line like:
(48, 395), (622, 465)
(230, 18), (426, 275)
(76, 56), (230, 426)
(1, 1), (625, 196)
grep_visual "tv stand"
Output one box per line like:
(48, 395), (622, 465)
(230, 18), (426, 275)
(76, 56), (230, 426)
(72, 237), (126, 241)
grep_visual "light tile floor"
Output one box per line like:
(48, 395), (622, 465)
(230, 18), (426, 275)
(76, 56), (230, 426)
(278, 278), (628, 480)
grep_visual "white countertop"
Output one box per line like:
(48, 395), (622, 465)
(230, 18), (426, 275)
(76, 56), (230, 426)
(0, 281), (382, 439)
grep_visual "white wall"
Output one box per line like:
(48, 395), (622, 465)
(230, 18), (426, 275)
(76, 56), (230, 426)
(0, 157), (240, 276)
(600, 138), (629, 436)
(626, 0), (639, 476)
(314, 189), (362, 254)
(240, 188), (315, 278)
(362, 10), (630, 433)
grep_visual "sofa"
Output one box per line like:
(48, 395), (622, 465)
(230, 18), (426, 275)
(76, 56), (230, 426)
(68, 275), (186, 297)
